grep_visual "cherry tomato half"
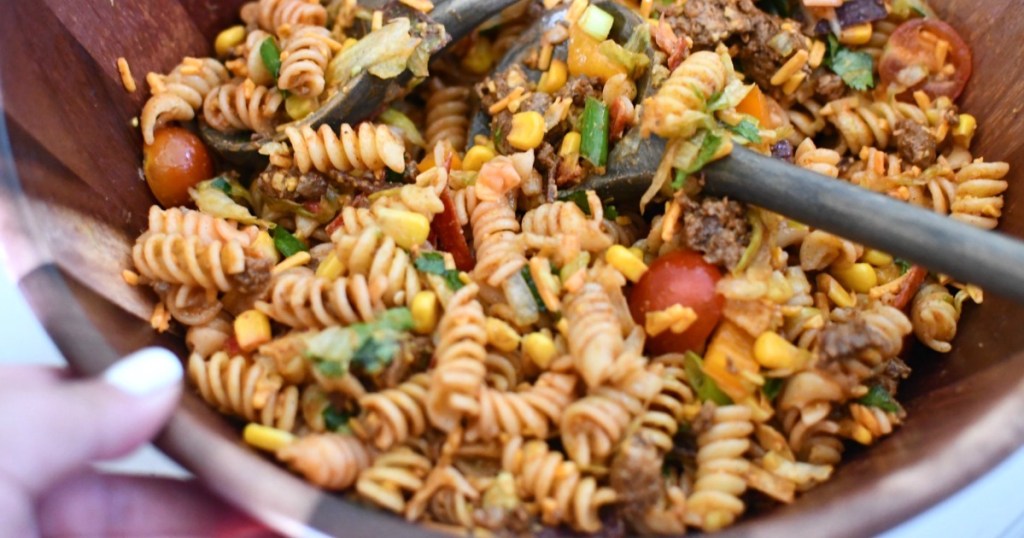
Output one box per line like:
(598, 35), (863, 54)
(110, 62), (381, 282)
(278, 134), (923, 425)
(629, 250), (724, 355)
(143, 126), (214, 207)
(878, 19), (972, 100)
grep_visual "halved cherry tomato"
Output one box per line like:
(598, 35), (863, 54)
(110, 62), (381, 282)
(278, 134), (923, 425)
(878, 19), (972, 100)
(629, 250), (724, 355)
(143, 126), (214, 207)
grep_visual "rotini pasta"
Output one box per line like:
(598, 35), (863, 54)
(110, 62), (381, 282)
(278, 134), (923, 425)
(256, 267), (386, 329)
(277, 433), (372, 490)
(424, 84), (471, 152)
(203, 79), (285, 135)
(188, 351), (300, 431)
(279, 25), (339, 98)
(285, 122), (406, 175)
(641, 50), (728, 139)
(427, 284), (488, 432)
(256, 0), (328, 34)
(141, 57), (229, 145)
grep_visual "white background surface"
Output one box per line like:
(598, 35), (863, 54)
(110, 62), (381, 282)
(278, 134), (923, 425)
(1, 263), (1022, 537)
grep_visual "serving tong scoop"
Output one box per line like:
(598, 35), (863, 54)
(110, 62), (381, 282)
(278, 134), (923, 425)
(471, 1), (1024, 303)
(200, 0), (522, 168)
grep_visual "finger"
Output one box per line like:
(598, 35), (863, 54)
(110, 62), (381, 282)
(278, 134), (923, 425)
(36, 471), (272, 537)
(0, 347), (183, 497)
(0, 364), (67, 386)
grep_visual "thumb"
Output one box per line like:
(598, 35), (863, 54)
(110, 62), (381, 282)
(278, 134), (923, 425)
(0, 347), (183, 498)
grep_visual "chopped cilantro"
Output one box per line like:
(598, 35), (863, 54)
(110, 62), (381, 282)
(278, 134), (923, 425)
(315, 360), (346, 378)
(353, 334), (401, 375)
(520, 267), (547, 313)
(826, 35), (875, 91)
(894, 257), (911, 275)
(728, 118), (762, 143)
(322, 407), (352, 433)
(762, 378), (784, 402)
(210, 177), (233, 195)
(684, 351), (733, 405)
(260, 37), (282, 80)
(273, 226), (308, 258)
(304, 308), (412, 378)
(556, 190), (592, 216)
(415, 252), (464, 290)
(604, 204), (619, 220)
(857, 385), (901, 413)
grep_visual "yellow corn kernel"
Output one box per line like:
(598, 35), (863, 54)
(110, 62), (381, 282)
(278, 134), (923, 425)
(832, 263), (878, 294)
(214, 25), (246, 57)
(753, 331), (805, 370)
(285, 95), (316, 121)
(462, 145), (496, 172)
(628, 247), (645, 261)
(411, 290), (438, 335)
(341, 37), (358, 53)
(374, 207), (430, 249)
(243, 423), (296, 453)
(861, 249), (893, 267)
(486, 317), (521, 352)
(461, 37), (495, 75)
(645, 304), (697, 337)
(560, 131), (582, 156)
(315, 251), (345, 281)
(251, 230), (280, 263)
(606, 244), (648, 282)
(555, 318), (569, 338)
(851, 424), (874, 446)
(508, 111), (546, 151)
(522, 331), (557, 369)
(953, 113), (977, 147)
(273, 251), (312, 274)
(234, 309), (272, 352)
(537, 59), (569, 94)
(839, 23), (873, 46)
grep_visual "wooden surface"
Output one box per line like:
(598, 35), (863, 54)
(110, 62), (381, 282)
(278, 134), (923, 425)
(2, 1), (1024, 537)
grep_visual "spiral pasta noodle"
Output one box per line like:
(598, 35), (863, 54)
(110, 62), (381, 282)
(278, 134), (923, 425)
(203, 79), (285, 135)
(798, 230), (861, 272)
(521, 200), (613, 253)
(141, 57), (229, 144)
(425, 84), (471, 152)
(132, 232), (247, 292)
(911, 281), (959, 353)
(795, 138), (841, 178)
(950, 160), (1010, 230)
(279, 25), (339, 99)
(641, 51), (728, 139)
(160, 284), (223, 326)
(824, 96), (928, 154)
(356, 446), (433, 514)
(637, 357), (696, 453)
(502, 437), (618, 533)
(470, 197), (527, 288)
(256, 0), (328, 34)
(334, 226), (421, 306)
(465, 371), (578, 442)
(256, 267), (386, 329)
(563, 282), (624, 388)
(427, 284), (488, 432)
(187, 351), (300, 431)
(687, 404), (753, 532)
(277, 433), (372, 490)
(146, 205), (257, 246)
(285, 122), (406, 175)
(358, 373), (431, 450)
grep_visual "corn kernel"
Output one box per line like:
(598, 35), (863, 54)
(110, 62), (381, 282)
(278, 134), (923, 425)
(555, 318), (569, 338)
(560, 132), (582, 156)
(463, 145), (496, 172)
(606, 245), (648, 282)
(315, 251), (345, 281)
(341, 37), (358, 53)
(753, 331), (805, 370)
(285, 95), (316, 121)
(839, 23), (873, 46)
(486, 317), (521, 352)
(507, 111), (546, 151)
(234, 309), (272, 352)
(832, 263), (878, 294)
(461, 37), (495, 75)
(953, 113), (977, 147)
(411, 291), (438, 334)
(273, 251), (312, 274)
(251, 230), (280, 263)
(523, 331), (557, 369)
(851, 424), (874, 446)
(537, 59), (568, 94)
(861, 249), (893, 267)
(243, 423), (296, 453)
(628, 247), (645, 260)
(214, 25), (246, 57)
(374, 207), (430, 249)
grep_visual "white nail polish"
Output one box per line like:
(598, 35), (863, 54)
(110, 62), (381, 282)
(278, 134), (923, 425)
(103, 347), (183, 396)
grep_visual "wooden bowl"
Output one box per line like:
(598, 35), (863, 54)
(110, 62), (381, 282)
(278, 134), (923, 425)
(2, 1), (1023, 536)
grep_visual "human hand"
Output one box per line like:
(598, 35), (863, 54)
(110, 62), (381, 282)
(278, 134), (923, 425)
(0, 348), (268, 536)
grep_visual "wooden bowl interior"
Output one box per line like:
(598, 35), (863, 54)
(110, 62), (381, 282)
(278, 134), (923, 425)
(2, 1), (1023, 536)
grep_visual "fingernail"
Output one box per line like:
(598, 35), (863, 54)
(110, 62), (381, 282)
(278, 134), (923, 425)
(103, 347), (183, 396)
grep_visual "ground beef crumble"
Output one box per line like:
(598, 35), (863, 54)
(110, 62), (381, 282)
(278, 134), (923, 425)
(894, 119), (938, 169)
(681, 196), (751, 270)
